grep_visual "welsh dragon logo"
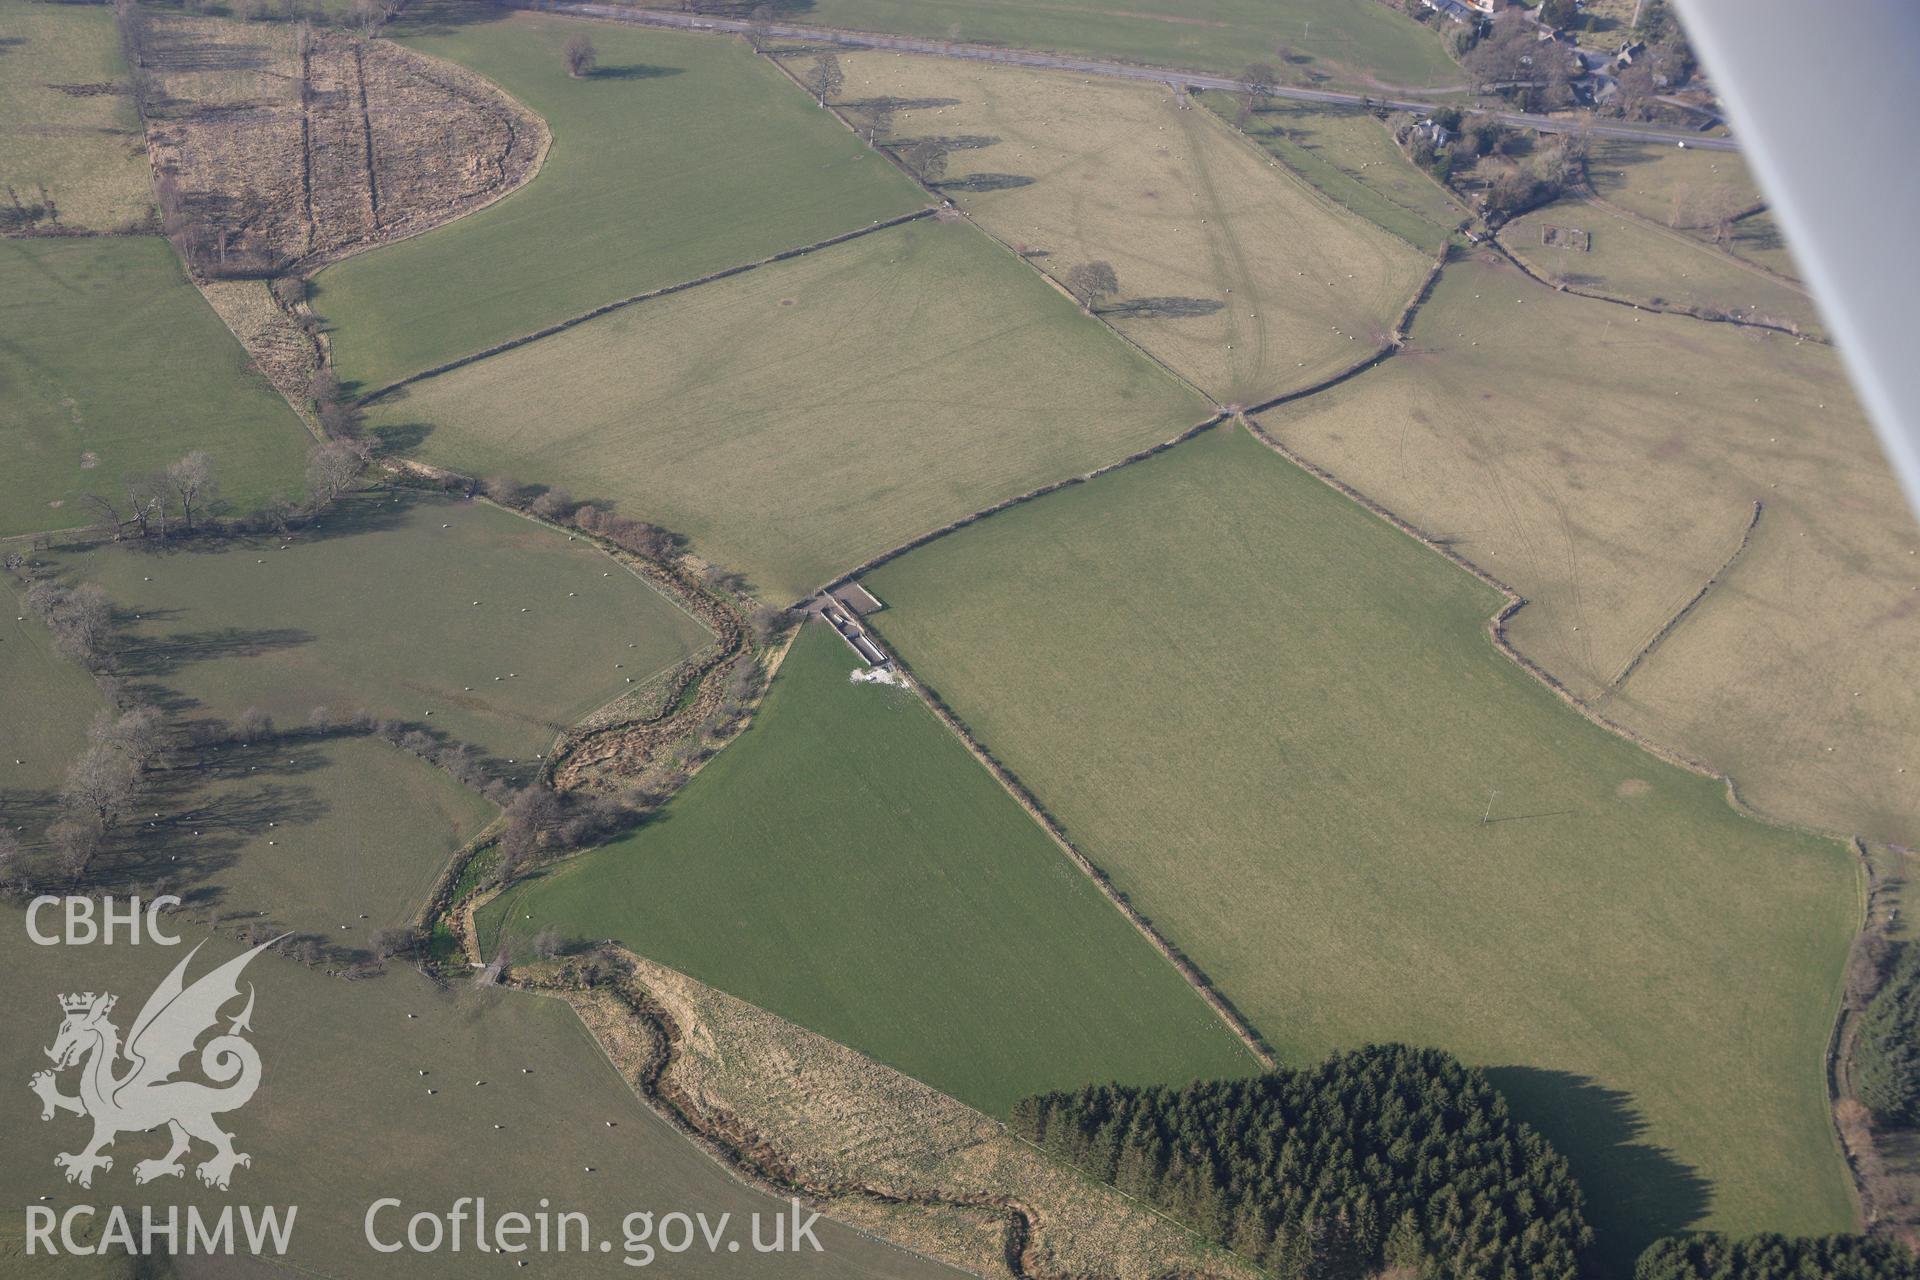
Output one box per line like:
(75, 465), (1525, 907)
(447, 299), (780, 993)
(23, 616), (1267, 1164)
(30, 938), (280, 1190)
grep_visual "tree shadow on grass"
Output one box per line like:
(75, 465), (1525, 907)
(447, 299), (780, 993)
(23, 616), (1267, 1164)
(1104, 296), (1226, 319)
(388, 0), (515, 38)
(1485, 1066), (1711, 1277)
(585, 64), (684, 82)
(113, 625), (316, 681)
(371, 421), (434, 455)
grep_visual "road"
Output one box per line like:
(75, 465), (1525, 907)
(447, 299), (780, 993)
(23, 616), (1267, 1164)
(550, 2), (1740, 153)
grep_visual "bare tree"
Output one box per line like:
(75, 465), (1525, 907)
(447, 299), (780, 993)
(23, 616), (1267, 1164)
(234, 707), (275, 745)
(82, 492), (125, 540)
(119, 472), (169, 539)
(860, 101), (895, 147)
(1066, 261), (1120, 312)
(805, 52), (843, 106)
(1242, 62), (1279, 111)
(90, 705), (170, 770)
(49, 816), (104, 884)
(166, 451), (216, 534)
(32, 583), (114, 668)
(903, 137), (950, 184)
(306, 441), (364, 506)
(745, 4), (774, 53)
(482, 473), (526, 504)
(63, 744), (139, 828)
(529, 487), (575, 521)
(564, 34), (596, 79)
(348, 0), (385, 40)
(373, 925), (424, 959)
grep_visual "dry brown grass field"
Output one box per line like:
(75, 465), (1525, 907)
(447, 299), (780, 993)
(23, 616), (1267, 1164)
(818, 52), (1431, 407)
(1264, 252), (1920, 850)
(139, 12), (545, 271)
(0, 0), (151, 231)
(1504, 197), (1821, 333)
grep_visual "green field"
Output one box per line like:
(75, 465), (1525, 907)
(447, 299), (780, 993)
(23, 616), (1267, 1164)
(0, 576), (102, 802)
(312, 10), (927, 391)
(51, 493), (714, 762)
(117, 733), (496, 941)
(0, 238), (312, 538)
(1211, 94), (1464, 254)
(0, 909), (958, 1278)
(863, 423), (1859, 1267)
(822, 54), (1432, 406)
(0, 0), (152, 232)
(479, 621), (1256, 1116)
(365, 218), (1209, 602)
(1585, 139), (1766, 237)
(645, 0), (1463, 91)
(1506, 197), (1821, 333)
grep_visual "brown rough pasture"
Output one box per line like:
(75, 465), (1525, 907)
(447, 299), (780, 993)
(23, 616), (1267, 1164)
(1503, 197), (1822, 335)
(820, 51), (1430, 408)
(560, 949), (1259, 1280)
(1263, 252), (1920, 851)
(140, 13), (545, 271)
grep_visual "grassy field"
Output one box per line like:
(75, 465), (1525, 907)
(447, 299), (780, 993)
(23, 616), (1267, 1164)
(0, 0), (152, 231)
(818, 53), (1431, 406)
(0, 576), (102, 804)
(1585, 139), (1766, 236)
(114, 733), (496, 941)
(479, 621), (1256, 1116)
(0, 910), (958, 1279)
(365, 218), (1210, 602)
(649, 0), (1463, 91)
(1505, 197), (1821, 333)
(1265, 252), (1920, 852)
(1727, 209), (1805, 280)
(1208, 94), (1464, 254)
(51, 493), (714, 763)
(862, 423), (1860, 1267)
(312, 10), (926, 391)
(1584, 139), (1809, 280)
(0, 238), (312, 538)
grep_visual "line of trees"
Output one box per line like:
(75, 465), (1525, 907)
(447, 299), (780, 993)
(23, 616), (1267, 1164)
(80, 435), (374, 544)
(82, 451), (218, 542)
(22, 580), (114, 671)
(1010, 1044), (1591, 1279)
(1635, 1233), (1920, 1280)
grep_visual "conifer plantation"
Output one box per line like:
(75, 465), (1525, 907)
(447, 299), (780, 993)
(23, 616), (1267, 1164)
(1010, 1044), (1591, 1278)
(1634, 1233), (1920, 1280)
